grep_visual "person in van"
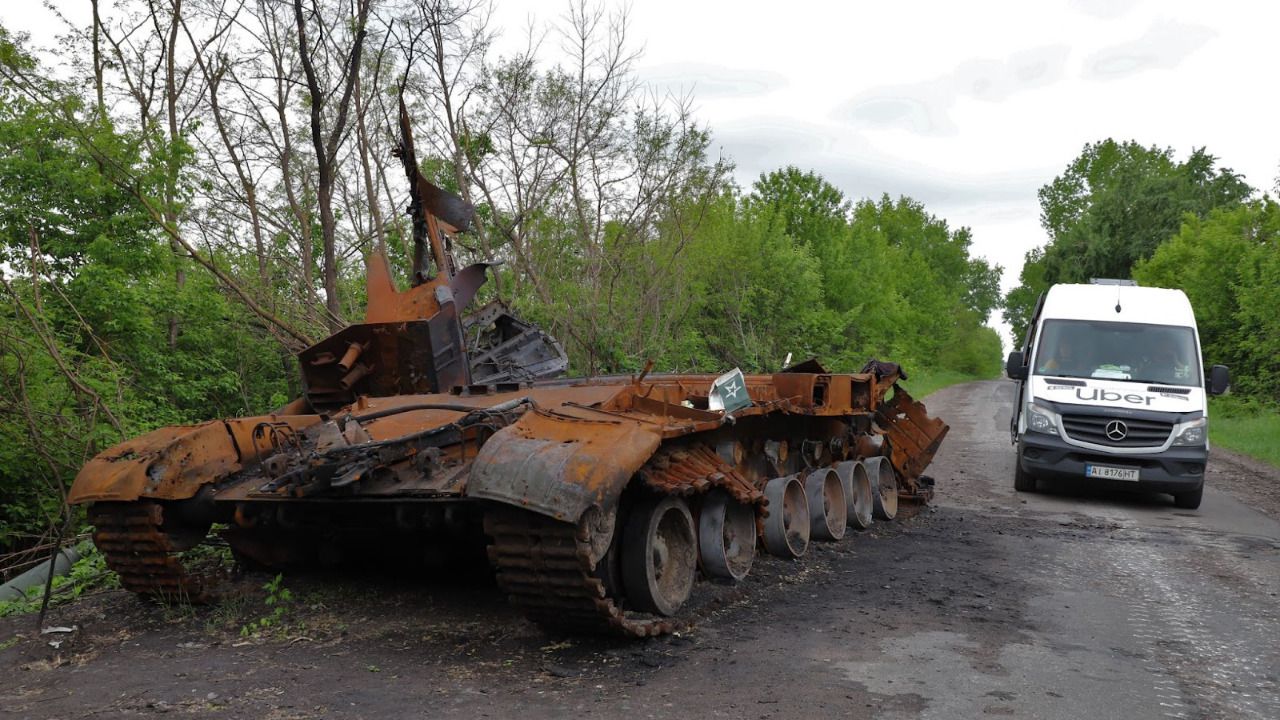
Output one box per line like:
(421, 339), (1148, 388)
(1144, 337), (1191, 382)
(1039, 335), (1085, 376)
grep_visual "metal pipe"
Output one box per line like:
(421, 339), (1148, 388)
(337, 342), (364, 373)
(348, 396), (529, 424)
(0, 544), (82, 601)
(339, 363), (373, 390)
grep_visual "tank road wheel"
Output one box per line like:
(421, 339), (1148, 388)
(805, 468), (847, 541)
(864, 456), (899, 521)
(835, 460), (874, 530)
(762, 475), (810, 558)
(698, 490), (756, 582)
(621, 496), (698, 616)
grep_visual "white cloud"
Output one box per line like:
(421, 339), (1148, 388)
(638, 62), (788, 99)
(1070, 0), (1141, 20)
(833, 45), (1072, 136)
(1083, 21), (1216, 80)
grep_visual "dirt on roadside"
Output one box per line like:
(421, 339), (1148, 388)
(1207, 448), (1280, 519)
(0, 501), (1043, 719)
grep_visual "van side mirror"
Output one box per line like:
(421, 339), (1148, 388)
(1208, 365), (1230, 395)
(1005, 351), (1027, 380)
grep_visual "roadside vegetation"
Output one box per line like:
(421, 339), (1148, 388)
(1209, 398), (1280, 469)
(903, 368), (999, 399)
(1003, 140), (1280, 465)
(0, 543), (117, 618)
(0, 4), (1003, 579)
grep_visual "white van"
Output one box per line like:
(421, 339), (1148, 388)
(1005, 280), (1230, 509)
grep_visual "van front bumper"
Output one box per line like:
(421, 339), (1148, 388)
(1017, 432), (1206, 494)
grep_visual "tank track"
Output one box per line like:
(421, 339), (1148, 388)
(89, 502), (214, 603)
(485, 509), (677, 638)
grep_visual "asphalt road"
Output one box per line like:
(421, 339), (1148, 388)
(3, 380), (1277, 719)
(866, 379), (1280, 720)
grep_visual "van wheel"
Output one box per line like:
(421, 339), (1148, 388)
(1014, 462), (1037, 492)
(1173, 487), (1203, 510)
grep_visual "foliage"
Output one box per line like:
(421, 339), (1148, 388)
(0, 29), (291, 552)
(240, 573), (295, 638)
(1001, 136), (1279, 415)
(1134, 200), (1280, 400)
(1004, 139), (1252, 341)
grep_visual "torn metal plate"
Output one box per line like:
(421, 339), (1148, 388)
(708, 368), (751, 413)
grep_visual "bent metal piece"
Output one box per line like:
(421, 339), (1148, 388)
(68, 104), (950, 639)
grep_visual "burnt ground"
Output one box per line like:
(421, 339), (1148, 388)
(2, 379), (1278, 719)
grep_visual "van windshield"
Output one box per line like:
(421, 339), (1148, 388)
(1033, 319), (1201, 387)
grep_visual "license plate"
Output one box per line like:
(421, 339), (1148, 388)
(1085, 464), (1139, 481)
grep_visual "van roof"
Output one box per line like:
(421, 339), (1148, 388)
(1041, 283), (1195, 326)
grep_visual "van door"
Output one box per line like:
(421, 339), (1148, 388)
(1009, 292), (1046, 443)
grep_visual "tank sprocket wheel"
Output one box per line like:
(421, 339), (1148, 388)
(89, 501), (221, 604)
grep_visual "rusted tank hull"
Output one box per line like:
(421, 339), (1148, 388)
(71, 370), (947, 636)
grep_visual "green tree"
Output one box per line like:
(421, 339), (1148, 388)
(748, 167), (852, 306)
(0, 29), (291, 553)
(682, 193), (835, 371)
(1134, 200), (1280, 400)
(839, 195), (1002, 371)
(1005, 140), (1252, 339)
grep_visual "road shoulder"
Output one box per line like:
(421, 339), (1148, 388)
(1208, 447), (1280, 519)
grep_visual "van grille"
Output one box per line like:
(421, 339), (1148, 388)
(1061, 415), (1173, 448)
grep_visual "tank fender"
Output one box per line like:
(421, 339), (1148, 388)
(68, 415), (320, 504)
(468, 418), (662, 523)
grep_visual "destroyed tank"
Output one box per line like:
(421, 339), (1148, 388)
(67, 103), (949, 637)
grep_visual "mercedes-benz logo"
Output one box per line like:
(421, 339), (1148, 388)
(1105, 420), (1128, 441)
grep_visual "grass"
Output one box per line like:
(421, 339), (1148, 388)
(1210, 397), (1280, 468)
(904, 367), (1000, 398)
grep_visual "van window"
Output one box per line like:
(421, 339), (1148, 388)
(1033, 320), (1201, 387)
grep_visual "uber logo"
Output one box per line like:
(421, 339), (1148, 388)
(1074, 388), (1155, 406)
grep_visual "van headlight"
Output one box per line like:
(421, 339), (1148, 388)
(1026, 403), (1060, 435)
(1172, 418), (1206, 446)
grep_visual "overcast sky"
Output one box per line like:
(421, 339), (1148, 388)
(5, 1), (1279, 344)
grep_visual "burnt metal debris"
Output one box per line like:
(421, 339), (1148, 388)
(67, 99), (949, 637)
